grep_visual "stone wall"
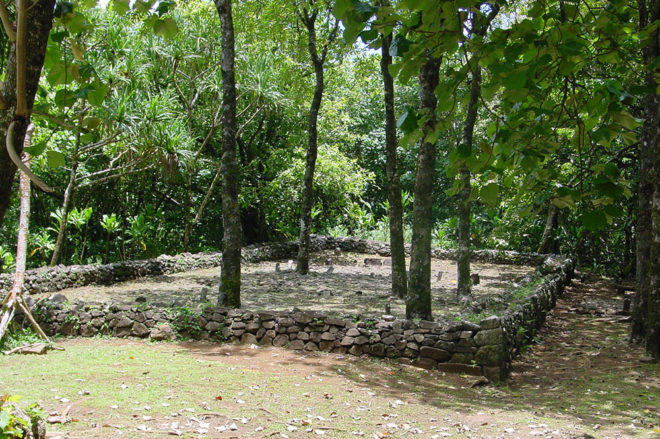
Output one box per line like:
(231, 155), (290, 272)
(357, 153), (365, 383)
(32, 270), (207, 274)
(2, 236), (549, 296)
(29, 252), (574, 382)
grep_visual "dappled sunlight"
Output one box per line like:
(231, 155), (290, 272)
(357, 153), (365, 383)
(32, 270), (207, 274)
(45, 250), (534, 320)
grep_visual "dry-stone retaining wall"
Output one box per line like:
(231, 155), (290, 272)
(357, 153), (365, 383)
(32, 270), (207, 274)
(2, 235), (548, 295)
(24, 238), (574, 382)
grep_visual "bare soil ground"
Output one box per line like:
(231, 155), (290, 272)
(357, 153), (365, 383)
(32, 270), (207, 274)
(45, 251), (534, 320)
(2, 274), (658, 439)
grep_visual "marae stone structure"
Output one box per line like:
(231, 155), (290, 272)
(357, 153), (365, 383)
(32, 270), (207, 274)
(9, 236), (574, 381)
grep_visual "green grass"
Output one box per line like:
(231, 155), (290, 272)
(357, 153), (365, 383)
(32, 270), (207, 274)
(1, 338), (658, 438)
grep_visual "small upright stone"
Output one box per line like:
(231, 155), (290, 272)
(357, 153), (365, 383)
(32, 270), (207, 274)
(199, 287), (209, 302)
(48, 293), (68, 304)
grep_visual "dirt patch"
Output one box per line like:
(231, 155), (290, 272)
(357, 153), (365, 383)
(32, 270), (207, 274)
(45, 250), (534, 320)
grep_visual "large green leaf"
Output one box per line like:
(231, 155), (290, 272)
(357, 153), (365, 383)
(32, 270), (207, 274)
(501, 69), (528, 90)
(480, 183), (500, 206)
(397, 110), (418, 134)
(580, 210), (608, 231)
(389, 35), (413, 57)
(112, 0), (130, 15)
(47, 150), (66, 168)
(153, 17), (179, 39)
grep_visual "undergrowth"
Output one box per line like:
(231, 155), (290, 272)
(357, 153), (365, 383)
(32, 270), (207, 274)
(0, 325), (40, 352)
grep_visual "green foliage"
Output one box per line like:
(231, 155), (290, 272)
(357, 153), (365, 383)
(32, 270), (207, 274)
(166, 307), (201, 338)
(0, 0), (646, 278)
(0, 328), (41, 353)
(263, 145), (375, 238)
(0, 395), (27, 438)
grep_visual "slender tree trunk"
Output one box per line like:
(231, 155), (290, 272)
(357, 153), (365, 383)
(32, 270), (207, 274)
(407, 56), (441, 320)
(0, 124), (48, 342)
(632, 0), (660, 354)
(456, 66), (482, 299)
(380, 32), (407, 299)
(14, 149), (31, 289)
(297, 16), (324, 275)
(49, 165), (77, 266)
(183, 173), (193, 251)
(0, 0), (55, 224)
(50, 118), (83, 266)
(538, 202), (559, 254)
(215, 0), (242, 307)
(457, 168), (472, 297)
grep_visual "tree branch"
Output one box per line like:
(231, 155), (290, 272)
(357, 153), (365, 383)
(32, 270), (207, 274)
(0, 0), (15, 42)
(76, 164), (154, 188)
(6, 121), (55, 193)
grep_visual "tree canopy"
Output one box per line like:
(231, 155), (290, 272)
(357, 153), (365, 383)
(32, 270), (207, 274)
(0, 0), (657, 356)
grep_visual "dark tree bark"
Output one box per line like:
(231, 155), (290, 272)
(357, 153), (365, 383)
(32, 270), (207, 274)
(456, 66), (482, 299)
(215, 0), (242, 308)
(537, 202), (559, 254)
(406, 55), (441, 320)
(380, 32), (407, 299)
(632, 0), (660, 357)
(296, 7), (338, 275)
(0, 0), (55, 224)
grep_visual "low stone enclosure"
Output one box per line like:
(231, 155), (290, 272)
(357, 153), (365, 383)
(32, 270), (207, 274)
(10, 236), (574, 382)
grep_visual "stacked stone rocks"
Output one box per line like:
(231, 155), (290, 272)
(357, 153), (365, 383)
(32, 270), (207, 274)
(34, 250), (573, 383)
(16, 236), (574, 382)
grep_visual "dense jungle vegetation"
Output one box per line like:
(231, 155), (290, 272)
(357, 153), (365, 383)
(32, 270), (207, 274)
(0, 0), (657, 355)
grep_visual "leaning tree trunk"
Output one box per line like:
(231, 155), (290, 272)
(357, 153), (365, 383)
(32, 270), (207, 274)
(0, 125), (48, 342)
(537, 202), (558, 254)
(380, 32), (407, 299)
(631, 0), (660, 355)
(215, 0), (242, 308)
(456, 66), (482, 299)
(406, 55), (441, 320)
(297, 16), (324, 275)
(0, 0), (55, 225)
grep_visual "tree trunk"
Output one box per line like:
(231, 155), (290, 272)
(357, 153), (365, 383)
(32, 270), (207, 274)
(49, 165), (76, 266)
(632, 0), (660, 357)
(297, 15), (324, 275)
(456, 66), (482, 299)
(406, 56), (441, 320)
(457, 168), (472, 297)
(380, 32), (407, 299)
(0, 124), (48, 343)
(0, 0), (55, 225)
(215, 0), (242, 308)
(183, 172), (193, 251)
(50, 118), (83, 266)
(537, 202), (558, 254)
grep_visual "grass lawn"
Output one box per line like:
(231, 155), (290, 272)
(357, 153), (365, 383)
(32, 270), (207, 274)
(1, 333), (658, 439)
